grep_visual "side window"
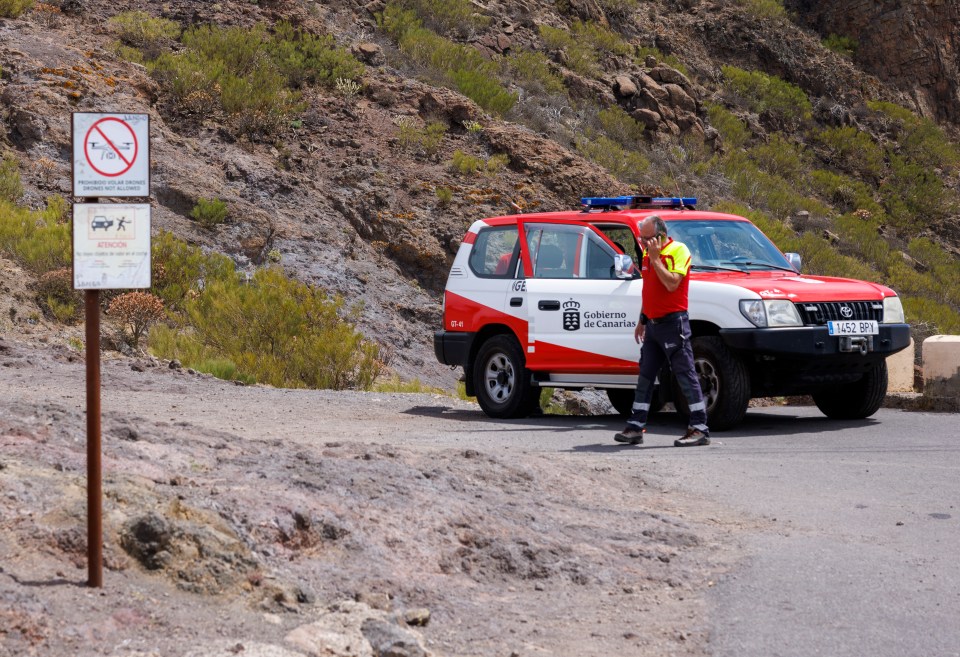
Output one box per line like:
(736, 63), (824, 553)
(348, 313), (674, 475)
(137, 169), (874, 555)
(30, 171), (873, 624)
(596, 225), (640, 264)
(584, 234), (616, 279)
(469, 226), (519, 278)
(524, 223), (617, 279)
(527, 226), (577, 278)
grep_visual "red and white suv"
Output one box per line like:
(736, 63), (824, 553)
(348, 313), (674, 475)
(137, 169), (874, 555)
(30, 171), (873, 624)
(435, 197), (911, 429)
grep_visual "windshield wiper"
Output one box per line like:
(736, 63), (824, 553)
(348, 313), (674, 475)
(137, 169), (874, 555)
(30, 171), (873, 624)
(692, 263), (747, 273)
(720, 260), (796, 273)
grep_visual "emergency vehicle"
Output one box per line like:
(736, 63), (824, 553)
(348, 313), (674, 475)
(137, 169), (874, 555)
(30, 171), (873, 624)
(434, 196), (912, 430)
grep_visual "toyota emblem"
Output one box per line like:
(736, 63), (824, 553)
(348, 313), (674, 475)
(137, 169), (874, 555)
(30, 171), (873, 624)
(839, 305), (853, 318)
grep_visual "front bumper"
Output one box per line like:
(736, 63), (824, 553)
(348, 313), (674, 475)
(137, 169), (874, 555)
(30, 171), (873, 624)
(720, 323), (911, 357)
(720, 323), (912, 394)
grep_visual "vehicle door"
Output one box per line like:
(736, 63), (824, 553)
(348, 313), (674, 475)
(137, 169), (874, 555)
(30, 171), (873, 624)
(520, 220), (642, 373)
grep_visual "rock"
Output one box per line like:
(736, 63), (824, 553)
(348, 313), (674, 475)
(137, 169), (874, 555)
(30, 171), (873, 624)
(632, 108), (662, 129)
(361, 618), (427, 657)
(402, 608), (431, 627)
(613, 75), (637, 97)
(663, 83), (697, 113)
(650, 64), (693, 90)
(417, 87), (480, 125)
(121, 512), (174, 570)
(352, 42), (384, 66)
(169, 359), (182, 370)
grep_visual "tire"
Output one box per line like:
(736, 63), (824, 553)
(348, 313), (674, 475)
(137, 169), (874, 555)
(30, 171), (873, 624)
(674, 336), (750, 431)
(473, 335), (539, 418)
(606, 388), (663, 417)
(812, 361), (888, 420)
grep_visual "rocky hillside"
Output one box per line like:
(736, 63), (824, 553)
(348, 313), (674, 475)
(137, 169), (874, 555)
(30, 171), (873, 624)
(1, 0), (959, 390)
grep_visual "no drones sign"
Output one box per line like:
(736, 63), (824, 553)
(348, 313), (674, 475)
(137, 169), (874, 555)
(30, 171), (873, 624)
(72, 113), (150, 197)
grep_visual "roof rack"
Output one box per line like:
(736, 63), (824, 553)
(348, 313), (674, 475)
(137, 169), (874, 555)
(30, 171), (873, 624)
(580, 196), (697, 211)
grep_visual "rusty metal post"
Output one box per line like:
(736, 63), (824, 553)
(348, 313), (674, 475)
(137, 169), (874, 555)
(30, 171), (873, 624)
(85, 288), (102, 588)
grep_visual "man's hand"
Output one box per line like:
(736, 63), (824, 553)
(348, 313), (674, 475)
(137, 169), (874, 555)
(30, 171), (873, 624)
(634, 321), (645, 343)
(642, 234), (661, 260)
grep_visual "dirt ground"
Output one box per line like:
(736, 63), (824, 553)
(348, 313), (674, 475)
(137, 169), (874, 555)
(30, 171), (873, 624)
(0, 329), (748, 657)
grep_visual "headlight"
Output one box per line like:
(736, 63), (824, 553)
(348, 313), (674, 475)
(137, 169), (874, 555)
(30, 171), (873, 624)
(883, 295), (905, 323)
(739, 299), (803, 328)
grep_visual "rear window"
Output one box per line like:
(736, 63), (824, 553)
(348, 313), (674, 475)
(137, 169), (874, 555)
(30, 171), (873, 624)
(469, 226), (519, 278)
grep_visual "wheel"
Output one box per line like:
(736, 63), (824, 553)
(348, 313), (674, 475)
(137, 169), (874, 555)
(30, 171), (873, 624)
(673, 336), (750, 431)
(812, 361), (888, 420)
(606, 388), (663, 417)
(606, 389), (634, 416)
(473, 335), (539, 418)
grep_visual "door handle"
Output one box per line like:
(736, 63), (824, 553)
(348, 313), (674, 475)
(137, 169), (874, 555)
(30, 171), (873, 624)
(510, 297), (523, 307)
(538, 300), (560, 311)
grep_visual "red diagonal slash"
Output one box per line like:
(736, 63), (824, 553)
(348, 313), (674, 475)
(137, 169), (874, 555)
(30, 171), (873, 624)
(94, 123), (133, 167)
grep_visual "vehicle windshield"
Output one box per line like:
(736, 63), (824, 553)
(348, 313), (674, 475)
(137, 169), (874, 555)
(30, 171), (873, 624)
(665, 219), (793, 271)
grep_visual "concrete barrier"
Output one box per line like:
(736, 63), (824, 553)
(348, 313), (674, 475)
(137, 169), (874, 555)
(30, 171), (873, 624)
(887, 338), (914, 393)
(921, 336), (960, 409)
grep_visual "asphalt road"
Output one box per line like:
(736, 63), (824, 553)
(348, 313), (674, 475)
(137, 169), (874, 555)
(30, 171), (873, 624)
(408, 405), (960, 657)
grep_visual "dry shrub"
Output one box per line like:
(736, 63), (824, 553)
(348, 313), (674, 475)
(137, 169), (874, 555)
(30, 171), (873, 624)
(107, 291), (166, 350)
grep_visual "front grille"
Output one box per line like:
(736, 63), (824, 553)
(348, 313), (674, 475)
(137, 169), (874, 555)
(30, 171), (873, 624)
(795, 301), (884, 325)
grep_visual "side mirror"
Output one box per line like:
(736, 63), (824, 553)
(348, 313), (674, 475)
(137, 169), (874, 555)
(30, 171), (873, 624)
(614, 254), (635, 279)
(785, 252), (801, 272)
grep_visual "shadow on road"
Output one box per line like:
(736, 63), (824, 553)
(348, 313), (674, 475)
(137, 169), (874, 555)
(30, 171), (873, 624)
(402, 404), (881, 438)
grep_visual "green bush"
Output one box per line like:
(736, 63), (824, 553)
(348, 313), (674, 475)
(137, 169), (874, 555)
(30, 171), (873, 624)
(810, 169), (882, 215)
(35, 268), (81, 323)
(747, 134), (808, 183)
(539, 24), (599, 76)
(394, 0), (489, 37)
(450, 68), (517, 116)
(151, 230), (235, 308)
(380, 5), (515, 115)
(506, 50), (566, 95)
(108, 10), (180, 58)
(576, 135), (649, 184)
(190, 198), (229, 228)
(833, 213), (894, 269)
(722, 65), (811, 130)
(267, 21), (365, 88)
(0, 155), (23, 203)
(0, 197), (71, 274)
(738, 0), (787, 20)
(571, 20), (631, 57)
(436, 186), (453, 205)
(148, 21), (361, 137)
(720, 152), (828, 220)
(396, 118), (447, 156)
(0, 0), (34, 18)
(706, 103), (751, 149)
(823, 34), (857, 57)
(193, 359), (257, 385)
(450, 150), (508, 176)
(880, 154), (953, 228)
(176, 267), (382, 390)
(814, 126), (885, 181)
(597, 105), (644, 149)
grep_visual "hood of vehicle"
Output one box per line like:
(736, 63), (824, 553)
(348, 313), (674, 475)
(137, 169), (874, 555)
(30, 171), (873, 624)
(692, 271), (896, 301)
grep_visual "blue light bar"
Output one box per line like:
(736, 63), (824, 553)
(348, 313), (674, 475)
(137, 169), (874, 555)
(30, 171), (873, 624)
(580, 196), (697, 210)
(581, 196), (634, 208)
(647, 197), (697, 207)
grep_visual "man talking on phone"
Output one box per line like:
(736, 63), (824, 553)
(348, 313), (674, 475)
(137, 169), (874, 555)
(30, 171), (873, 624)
(614, 215), (710, 447)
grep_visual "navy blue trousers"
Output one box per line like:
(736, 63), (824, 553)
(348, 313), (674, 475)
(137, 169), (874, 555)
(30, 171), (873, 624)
(626, 312), (709, 433)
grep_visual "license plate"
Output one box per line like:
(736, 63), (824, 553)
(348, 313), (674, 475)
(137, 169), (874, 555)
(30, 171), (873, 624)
(828, 320), (878, 336)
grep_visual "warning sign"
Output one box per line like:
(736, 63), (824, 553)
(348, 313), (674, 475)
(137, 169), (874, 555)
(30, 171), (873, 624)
(72, 113), (150, 197)
(73, 204), (151, 290)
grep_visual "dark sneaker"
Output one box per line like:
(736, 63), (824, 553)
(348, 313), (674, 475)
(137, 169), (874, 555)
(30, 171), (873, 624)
(614, 427), (645, 445)
(674, 428), (710, 447)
